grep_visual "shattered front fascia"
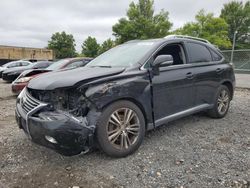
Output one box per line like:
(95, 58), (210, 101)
(20, 87), (102, 155)
(39, 108), (101, 154)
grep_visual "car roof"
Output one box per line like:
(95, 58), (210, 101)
(125, 35), (219, 51)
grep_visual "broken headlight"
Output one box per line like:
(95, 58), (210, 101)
(28, 88), (90, 117)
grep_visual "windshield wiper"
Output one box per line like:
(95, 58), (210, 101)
(91, 65), (112, 68)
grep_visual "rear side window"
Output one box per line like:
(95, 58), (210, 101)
(186, 42), (212, 63)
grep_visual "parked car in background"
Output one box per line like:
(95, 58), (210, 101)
(15, 35), (235, 157)
(0, 60), (32, 78)
(11, 57), (93, 94)
(2, 61), (52, 82)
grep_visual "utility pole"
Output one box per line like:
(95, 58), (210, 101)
(230, 30), (238, 63)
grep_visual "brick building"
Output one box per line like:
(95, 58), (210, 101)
(0, 45), (54, 65)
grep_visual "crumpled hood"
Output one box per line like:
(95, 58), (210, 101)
(28, 67), (125, 90)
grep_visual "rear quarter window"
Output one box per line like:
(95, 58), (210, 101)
(186, 42), (212, 63)
(210, 49), (223, 61)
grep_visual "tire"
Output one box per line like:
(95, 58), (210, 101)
(207, 85), (231, 118)
(96, 100), (145, 158)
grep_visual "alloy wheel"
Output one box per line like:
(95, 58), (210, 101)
(107, 108), (140, 150)
(217, 89), (229, 115)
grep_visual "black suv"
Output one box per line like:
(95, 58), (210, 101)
(15, 35), (235, 157)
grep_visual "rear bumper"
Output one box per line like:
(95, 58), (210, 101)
(15, 90), (94, 156)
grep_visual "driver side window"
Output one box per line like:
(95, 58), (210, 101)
(154, 43), (186, 67)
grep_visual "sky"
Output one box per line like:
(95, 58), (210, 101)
(0, 0), (246, 52)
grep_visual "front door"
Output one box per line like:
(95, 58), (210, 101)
(150, 43), (195, 125)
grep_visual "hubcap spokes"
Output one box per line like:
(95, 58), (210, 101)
(107, 108), (140, 149)
(217, 90), (229, 114)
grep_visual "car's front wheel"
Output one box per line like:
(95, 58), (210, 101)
(96, 100), (145, 157)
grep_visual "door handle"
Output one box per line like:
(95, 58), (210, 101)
(186, 72), (194, 79)
(216, 68), (224, 74)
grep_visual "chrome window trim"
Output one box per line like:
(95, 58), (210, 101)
(140, 41), (225, 71)
(157, 61), (224, 72)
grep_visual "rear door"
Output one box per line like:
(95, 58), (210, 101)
(184, 42), (225, 106)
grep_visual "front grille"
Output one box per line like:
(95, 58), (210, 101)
(2, 73), (18, 81)
(21, 89), (41, 114)
(2, 73), (8, 80)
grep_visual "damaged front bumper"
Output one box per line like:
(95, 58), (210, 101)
(15, 89), (95, 156)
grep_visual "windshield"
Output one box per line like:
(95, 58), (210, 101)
(86, 41), (156, 68)
(46, 59), (69, 70)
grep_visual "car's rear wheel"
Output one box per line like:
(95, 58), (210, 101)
(96, 100), (145, 157)
(208, 85), (231, 118)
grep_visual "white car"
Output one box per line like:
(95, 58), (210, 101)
(0, 60), (32, 78)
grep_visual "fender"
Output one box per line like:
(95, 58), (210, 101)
(84, 76), (154, 125)
(220, 78), (235, 100)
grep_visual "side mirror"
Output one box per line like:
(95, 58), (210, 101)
(152, 55), (173, 75)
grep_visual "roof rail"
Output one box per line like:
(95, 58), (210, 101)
(164, 35), (211, 44)
(124, 40), (141, 44)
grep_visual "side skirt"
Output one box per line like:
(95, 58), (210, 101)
(147, 104), (212, 130)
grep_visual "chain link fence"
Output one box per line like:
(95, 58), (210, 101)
(221, 49), (250, 73)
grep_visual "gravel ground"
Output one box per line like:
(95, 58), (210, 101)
(0, 79), (249, 188)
